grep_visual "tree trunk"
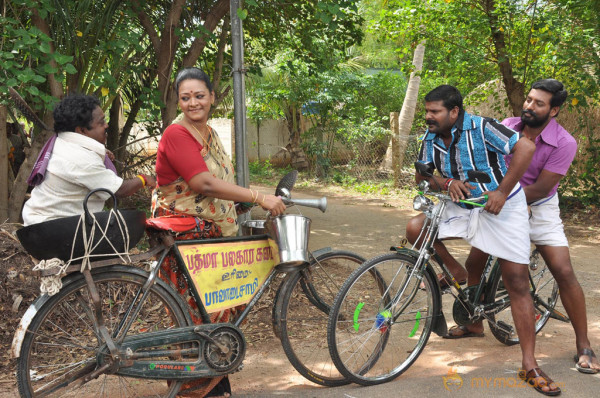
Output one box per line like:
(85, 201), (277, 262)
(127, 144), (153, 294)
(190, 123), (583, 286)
(0, 105), (8, 222)
(162, 0), (230, 129)
(394, 41), (425, 186)
(380, 41), (425, 183)
(484, 0), (525, 116)
(117, 98), (144, 163)
(8, 123), (54, 223)
(107, 94), (122, 152)
(286, 107), (308, 170)
(8, 9), (63, 222)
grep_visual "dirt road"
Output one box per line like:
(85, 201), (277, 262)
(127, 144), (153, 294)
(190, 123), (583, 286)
(230, 187), (600, 397)
(2, 186), (598, 397)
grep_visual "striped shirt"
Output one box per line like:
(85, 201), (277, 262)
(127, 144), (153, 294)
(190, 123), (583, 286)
(417, 110), (519, 200)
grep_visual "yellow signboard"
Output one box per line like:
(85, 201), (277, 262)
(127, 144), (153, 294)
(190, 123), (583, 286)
(178, 238), (280, 313)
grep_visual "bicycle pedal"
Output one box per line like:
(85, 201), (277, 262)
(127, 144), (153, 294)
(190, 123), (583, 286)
(496, 320), (514, 335)
(549, 309), (570, 323)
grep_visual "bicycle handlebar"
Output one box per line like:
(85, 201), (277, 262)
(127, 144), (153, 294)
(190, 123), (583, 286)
(459, 195), (488, 208)
(282, 197), (327, 213)
(418, 190), (488, 208)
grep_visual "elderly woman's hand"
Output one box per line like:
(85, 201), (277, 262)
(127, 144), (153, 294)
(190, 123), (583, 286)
(260, 194), (286, 216)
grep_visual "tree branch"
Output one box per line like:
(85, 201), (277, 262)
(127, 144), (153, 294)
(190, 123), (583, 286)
(130, 1), (161, 55)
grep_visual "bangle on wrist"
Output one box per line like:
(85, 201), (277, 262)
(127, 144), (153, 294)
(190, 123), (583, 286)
(259, 194), (266, 206)
(136, 174), (146, 187)
(447, 179), (454, 191)
(443, 178), (453, 191)
(250, 189), (258, 203)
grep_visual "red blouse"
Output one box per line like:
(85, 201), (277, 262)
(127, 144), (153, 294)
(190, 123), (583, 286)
(155, 124), (209, 186)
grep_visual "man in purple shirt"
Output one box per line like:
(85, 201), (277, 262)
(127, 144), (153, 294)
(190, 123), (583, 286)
(456, 80), (598, 391)
(508, 79), (599, 375)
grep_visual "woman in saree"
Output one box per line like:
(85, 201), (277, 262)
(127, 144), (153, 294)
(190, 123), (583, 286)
(153, 67), (285, 397)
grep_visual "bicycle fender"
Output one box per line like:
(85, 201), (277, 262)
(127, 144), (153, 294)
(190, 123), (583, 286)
(310, 247), (332, 258)
(11, 294), (50, 358)
(11, 268), (87, 359)
(390, 246), (448, 337)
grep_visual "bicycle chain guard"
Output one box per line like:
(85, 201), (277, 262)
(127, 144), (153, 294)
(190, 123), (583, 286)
(105, 323), (246, 380)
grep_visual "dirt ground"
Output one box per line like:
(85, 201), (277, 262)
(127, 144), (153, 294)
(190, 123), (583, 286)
(1, 185), (599, 397)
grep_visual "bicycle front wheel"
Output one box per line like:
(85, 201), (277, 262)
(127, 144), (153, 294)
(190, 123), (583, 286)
(17, 266), (189, 398)
(275, 250), (364, 387)
(486, 250), (561, 346)
(328, 252), (438, 386)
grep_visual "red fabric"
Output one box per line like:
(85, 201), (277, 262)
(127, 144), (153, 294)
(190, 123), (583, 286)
(146, 216), (198, 232)
(156, 124), (209, 186)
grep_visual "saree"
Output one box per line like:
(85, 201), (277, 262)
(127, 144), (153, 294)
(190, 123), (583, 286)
(152, 125), (241, 397)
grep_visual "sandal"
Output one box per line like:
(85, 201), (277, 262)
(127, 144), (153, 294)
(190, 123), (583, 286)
(518, 368), (561, 396)
(443, 324), (484, 339)
(574, 347), (600, 374)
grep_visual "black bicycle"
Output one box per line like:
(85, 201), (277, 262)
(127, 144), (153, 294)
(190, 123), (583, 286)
(326, 163), (569, 385)
(12, 172), (363, 397)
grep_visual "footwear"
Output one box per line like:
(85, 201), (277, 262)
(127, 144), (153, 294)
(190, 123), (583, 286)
(437, 273), (467, 289)
(443, 325), (484, 339)
(574, 348), (600, 374)
(518, 368), (561, 396)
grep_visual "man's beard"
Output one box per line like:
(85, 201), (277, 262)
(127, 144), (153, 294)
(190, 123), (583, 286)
(521, 109), (550, 128)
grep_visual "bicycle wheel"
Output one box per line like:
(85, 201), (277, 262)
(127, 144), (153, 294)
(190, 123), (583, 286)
(275, 250), (365, 387)
(17, 265), (190, 398)
(486, 250), (561, 346)
(328, 252), (439, 386)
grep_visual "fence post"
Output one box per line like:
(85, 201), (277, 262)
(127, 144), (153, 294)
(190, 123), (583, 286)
(390, 112), (400, 186)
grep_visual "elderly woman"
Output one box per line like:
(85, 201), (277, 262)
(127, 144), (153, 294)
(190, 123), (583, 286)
(22, 94), (155, 226)
(152, 67), (285, 397)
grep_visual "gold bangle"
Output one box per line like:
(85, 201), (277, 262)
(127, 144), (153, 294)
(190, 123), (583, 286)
(250, 189), (257, 203)
(136, 174), (146, 187)
(259, 194), (266, 206)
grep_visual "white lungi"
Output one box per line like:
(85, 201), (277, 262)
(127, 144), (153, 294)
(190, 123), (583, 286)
(437, 185), (530, 264)
(529, 194), (569, 247)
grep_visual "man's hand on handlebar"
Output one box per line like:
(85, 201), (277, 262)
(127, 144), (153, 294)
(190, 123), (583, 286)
(260, 194), (286, 216)
(448, 179), (476, 202)
(481, 190), (507, 215)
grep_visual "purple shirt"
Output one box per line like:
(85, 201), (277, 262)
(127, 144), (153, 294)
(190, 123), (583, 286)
(503, 117), (577, 198)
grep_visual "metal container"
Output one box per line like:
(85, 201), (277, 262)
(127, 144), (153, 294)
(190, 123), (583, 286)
(240, 219), (267, 236)
(268, 214), (311, 270)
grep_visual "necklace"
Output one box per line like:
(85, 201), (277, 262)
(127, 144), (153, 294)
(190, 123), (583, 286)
(189, 122), (212, 155)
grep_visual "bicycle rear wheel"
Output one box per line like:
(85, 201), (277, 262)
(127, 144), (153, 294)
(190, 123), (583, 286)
(327, 252), (439, 386)
(486, 250), (562, 346)
(275, 250), (364, 387)
(17, 266), (189, 398)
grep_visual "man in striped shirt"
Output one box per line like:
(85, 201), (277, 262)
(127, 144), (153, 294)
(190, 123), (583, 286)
(406, 85), (560, 395)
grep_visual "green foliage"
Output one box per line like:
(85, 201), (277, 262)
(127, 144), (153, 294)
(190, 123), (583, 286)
(248, 159), (293, 183)
(562, 125), (600, 206)
(332, 170), (393, 194)
(244, 0), (364, 75)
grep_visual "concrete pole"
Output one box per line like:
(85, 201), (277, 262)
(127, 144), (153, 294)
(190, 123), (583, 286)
(230, 0), (249, 188)
(230, 0), (249, 229)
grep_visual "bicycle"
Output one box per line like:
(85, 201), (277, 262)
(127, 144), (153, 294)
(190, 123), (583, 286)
(12, 171), (363, 397)
(326, 163), (569, 386)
